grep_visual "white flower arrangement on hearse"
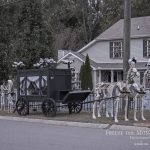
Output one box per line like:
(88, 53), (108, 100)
(33, 58), (56, 68)
(12, 61), (25, 68)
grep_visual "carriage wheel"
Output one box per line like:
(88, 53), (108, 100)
(68, 103), (82, 114)
(41, 98), (56, 117)
(16, 98), (29, 116)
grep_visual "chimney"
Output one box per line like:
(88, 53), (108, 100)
(58, 50), (68, 60)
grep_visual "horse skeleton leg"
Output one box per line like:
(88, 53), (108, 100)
(134, 95), (138, 121)
(92, 101), (97, 119)
(124, 96), (129, 121)
(141, 97), (146, 120)
(105, 101), (110, 118)
(110, 99), (114, 117)
(98, 100), (104, 117)
(114, 98), (119, 123)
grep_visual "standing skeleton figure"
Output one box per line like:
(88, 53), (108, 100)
(0, 79), (14, 112)
(0, 80), (8, 111)
(7, 79), (14, 113)
(142, 59), (150, 111)
(143, 59), (150, 89)
(125, 57), (146, 121)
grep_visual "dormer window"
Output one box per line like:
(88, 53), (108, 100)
(143, 39), (150, 57)
(110, 41), (123, 58)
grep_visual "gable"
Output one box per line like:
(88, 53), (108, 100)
(57, 52), (97, 70)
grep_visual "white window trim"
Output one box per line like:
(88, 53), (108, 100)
(112, 41), (123, 58)
(146, 39), (150, 57)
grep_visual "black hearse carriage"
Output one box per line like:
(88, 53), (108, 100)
(16, 68), (91, 117)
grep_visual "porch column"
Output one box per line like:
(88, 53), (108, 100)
(93, 70), (97, 88)
(99, 70), (101, 83)
(111, 70), (114, 83)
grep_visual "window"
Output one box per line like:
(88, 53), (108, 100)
(101, 70), (111, 83)
(110, 41), (123, 58)
(143, 39), (150, 57)
(114, 70), (123, 82)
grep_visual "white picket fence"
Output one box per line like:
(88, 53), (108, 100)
(0, 89), (150, 113)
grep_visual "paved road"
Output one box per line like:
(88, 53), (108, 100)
(0, 119), (149, 150)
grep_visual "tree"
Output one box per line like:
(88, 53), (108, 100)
(16, 0), (53, 68)
(84, 54), (93, 90)
(0, 50), (9, 82)
(79, 54), (93, 90)
(131, 0), (150, 17)
(0, 4), (17, 81)
(1, 0), (150, 79)
(100, 0), (123, 31)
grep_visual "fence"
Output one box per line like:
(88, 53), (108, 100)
(82, 94), (123, 113)
(0, 89), (17, 111)
(0, 91), (149, 113)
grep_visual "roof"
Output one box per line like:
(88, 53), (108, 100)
(58, 51), (147, 70)
(57, 51), (97, 69)
(97, 62), (147, 70)
(96, 16), (150, 40)
(78, 16), (150, 53)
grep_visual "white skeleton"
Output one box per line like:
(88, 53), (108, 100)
(143, 59), (150, 89)
(124, 58), (146, 121)
(92, 81), (128, 123)
(0, 79), (15, 112)
(93, 57), (147, 122)
(0, 81), (8, 111)
(7, 79), (15, 113)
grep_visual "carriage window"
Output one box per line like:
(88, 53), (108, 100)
(20, 77), (26, 95)
(27, 76), (40, 95)
(41, 76), (47, 95)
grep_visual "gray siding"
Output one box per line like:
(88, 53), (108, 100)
(131, 39), (148, 61)
(81, 41), (123, 63)
(81, 39), (149, 63)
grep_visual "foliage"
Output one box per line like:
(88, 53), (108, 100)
(84, 54), (93, 90)
(0, 50), (9, 82)
(0, 0), (150, 81)
(131, 0), (150, 17)
(16, 0), (53, 68)
(80, 55), (93, 90)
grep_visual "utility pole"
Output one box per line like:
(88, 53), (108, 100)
(123, 0), (131, 81)
(123, 0), (131, 117)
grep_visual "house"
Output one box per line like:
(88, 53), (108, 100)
(57, 16), (150, 88)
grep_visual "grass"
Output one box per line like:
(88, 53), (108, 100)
(0, 109), (150, 127)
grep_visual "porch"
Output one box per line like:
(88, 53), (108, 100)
(92, 69), (145, 87)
